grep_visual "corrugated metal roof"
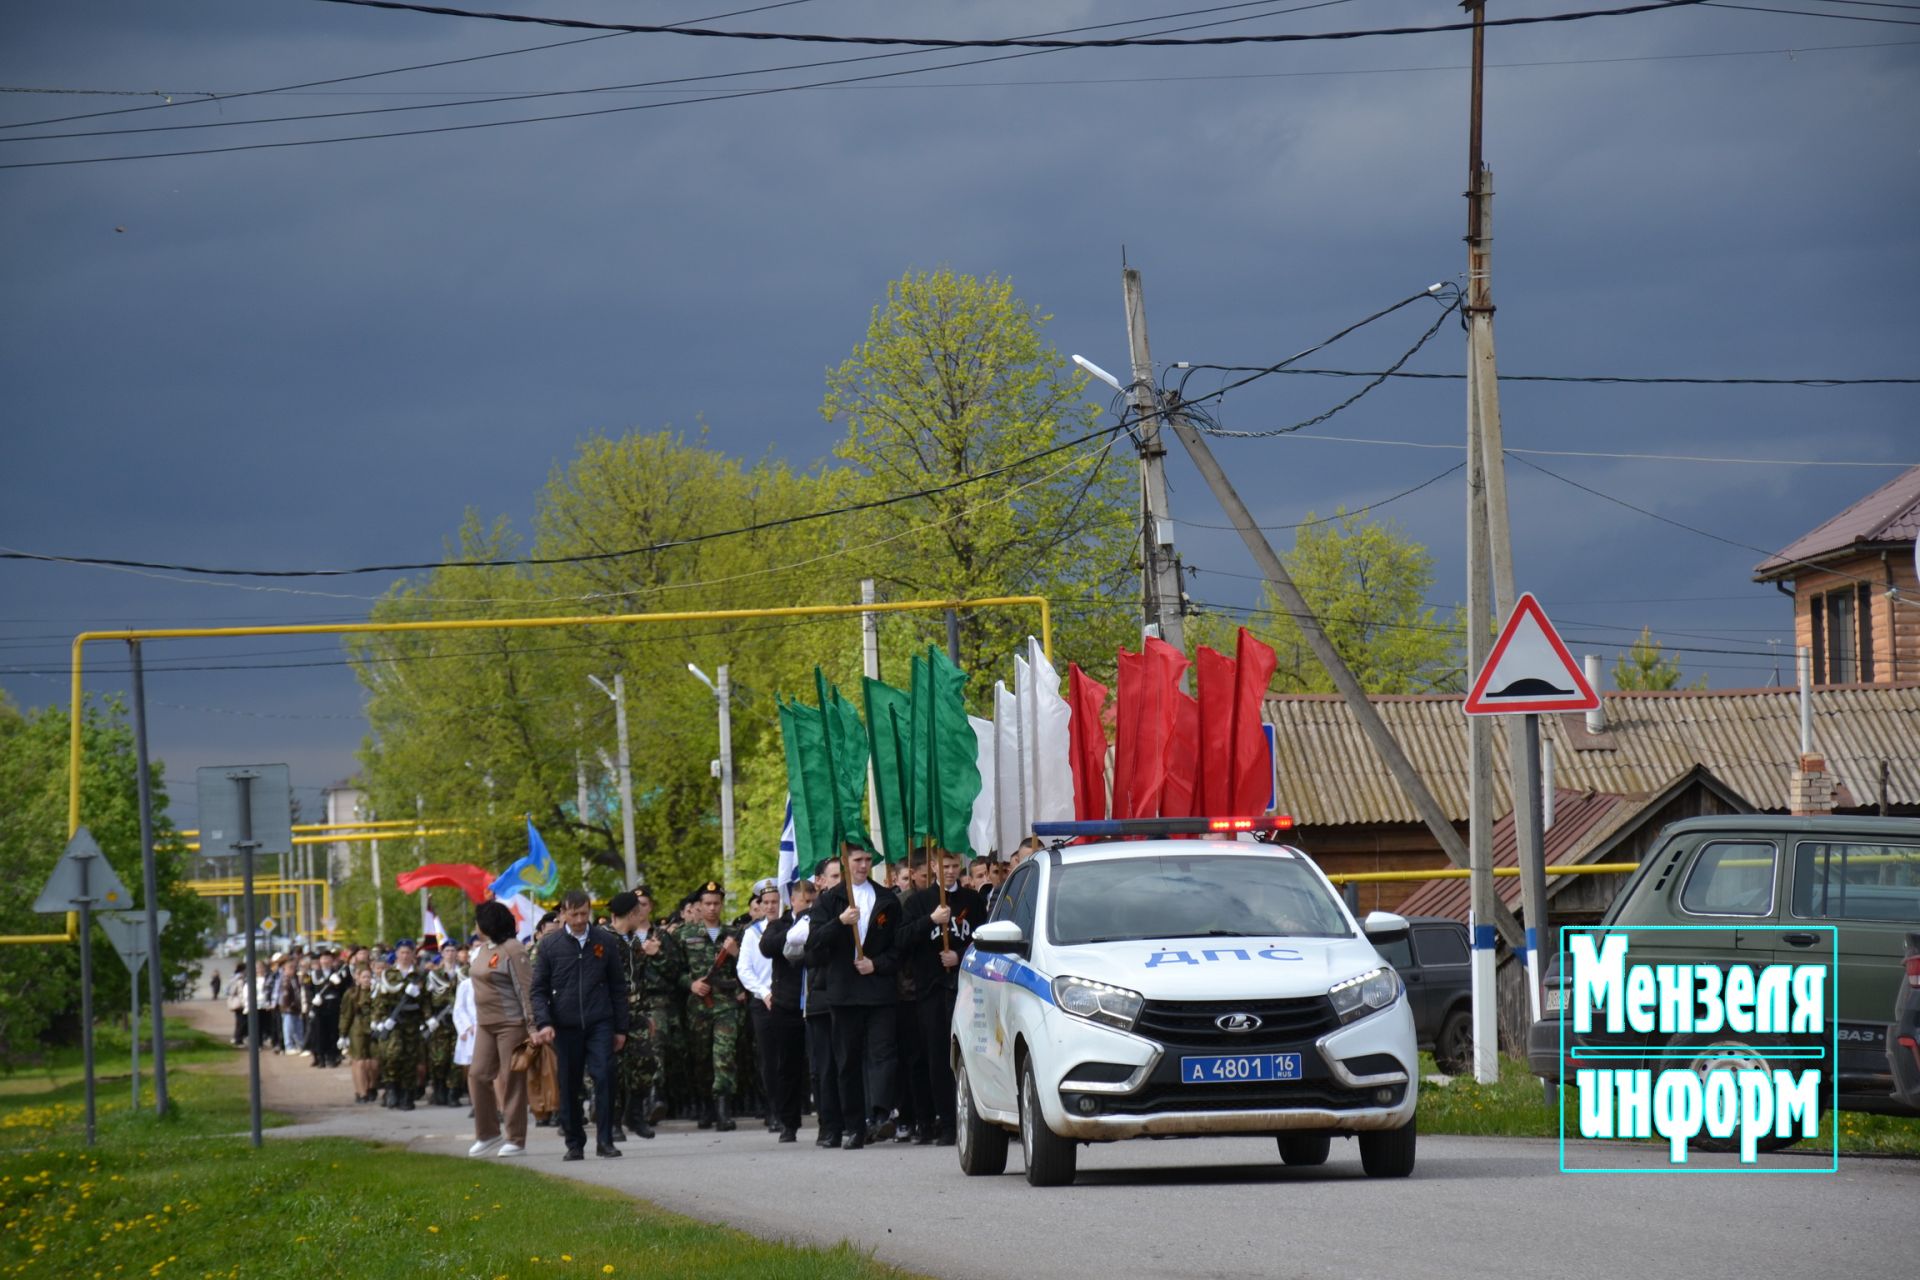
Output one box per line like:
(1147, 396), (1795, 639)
(1394, 787), (1631, 922)
(1265, 683), (1920, 826)
(1753, 464), (1920, 579)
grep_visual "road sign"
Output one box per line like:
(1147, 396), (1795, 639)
(195, 765), (294, 856)
(1262, 722), (1278, 814)
(1464, 593), (1600, 716)
(98, 910), (170, 975)
(33, 827), (132, 913)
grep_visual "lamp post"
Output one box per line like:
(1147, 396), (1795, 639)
(688, 663), (736, 894)
(587, 675), (639, 887)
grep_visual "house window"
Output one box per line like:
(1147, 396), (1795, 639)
(1810, 585), (1873, 684)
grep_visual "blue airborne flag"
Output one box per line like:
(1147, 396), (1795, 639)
(490, 816), (560, 901)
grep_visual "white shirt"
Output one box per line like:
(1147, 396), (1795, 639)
(566, 923), (589, 948)
(783, 914), (812, 962)
(451, 977), (477, 1067)
(737, 918), (773, 1000)
(851, 879), (877, 945)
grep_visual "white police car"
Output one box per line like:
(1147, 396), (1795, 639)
(952, 818), (1420, 1186)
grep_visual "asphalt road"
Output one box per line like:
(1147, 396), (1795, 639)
(179, 987), (1916, 1280)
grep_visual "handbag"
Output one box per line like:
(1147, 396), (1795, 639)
(505, 944), (559, 1117)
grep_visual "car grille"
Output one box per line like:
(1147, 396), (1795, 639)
(1135, 996), (1340, 1049)
(1099, 1079), (1400, 1115)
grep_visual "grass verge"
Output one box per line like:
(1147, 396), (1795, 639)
(1, 1033), (912, 1280)
(0, 1019), (233, 1097)
(1416, 1053), (1920, 1155)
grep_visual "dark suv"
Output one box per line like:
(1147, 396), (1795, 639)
(1372, 916), (1474, 1073)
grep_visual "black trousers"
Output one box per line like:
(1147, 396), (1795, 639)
(918, 984), (958, 1133)
(805, 1012), (843, 1137)
(757, 1004), (808, 1131)
(553, 1022), (617, 1151)
(896, 999), (928, 1130)
(310, 1006), (341, 1066)
(829, 1003), (896, 1126)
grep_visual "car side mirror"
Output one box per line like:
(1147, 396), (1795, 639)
(1361, 910), (1410, 942)
(973, 920), (1027, 955)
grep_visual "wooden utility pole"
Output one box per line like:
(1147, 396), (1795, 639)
(1123, 268), (1188, 650)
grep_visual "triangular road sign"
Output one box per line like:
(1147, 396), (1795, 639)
(1464, 593), (1600, 716)
(98, 910), (171, 974)
(33, 827), (133, 913)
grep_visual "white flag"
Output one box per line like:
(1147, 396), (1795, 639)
(994, 680), (1023, 857)
(967, 715), (997, 863)
(499, 892), (538, 942)
(422, 900), (451, 946)
(1028, 637), (1076, 825)
(776, 798), (798, 906)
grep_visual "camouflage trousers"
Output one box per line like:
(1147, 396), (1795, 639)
(379, 1021), (426, 1088)
(612, 997), (675, 1122)
(684, 993), (743, 1102)
(429, 1024), (458, 1091)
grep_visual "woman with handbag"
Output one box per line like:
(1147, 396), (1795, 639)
(467, 900), (537, 1157)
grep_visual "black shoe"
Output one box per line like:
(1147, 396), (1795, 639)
(868, 1115), (896, 1143)
(893, 1123), (913, 1144)
(815, 1130), (840, 1148)
(609, 1125), (627, 1144)
(563, 1147), (584, 1162)
(595, 1143), (623, 1158)
(935, 1129), (956, 1147)
(912, 1127), (935, 1146)
(631, 1116), (655, 1140)
(399, 1095), (415, 1112)
(536, 1115), (557, 1129)
(647, 1092), (668, 1124)
(381, 1087), (397, 1109)
(697, 1108), (715, 1131)
(778, 1126), (798, 1143)
(715, 1100), (736, 1133)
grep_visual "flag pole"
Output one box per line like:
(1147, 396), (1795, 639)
(926, 648), (952, 951)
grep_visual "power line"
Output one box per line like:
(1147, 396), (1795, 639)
(1200, 429), (1917, 469)
(1702, 1), (1920, 21)
(307, 0), (1710, 48)
(1181, 366), (1920, 386)
(1172, 462), (1465, 532)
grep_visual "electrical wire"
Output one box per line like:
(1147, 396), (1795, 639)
(1702, 1), (1920, 21)
(1181, 366), (1920, 386)
(306, 0), (1711, 48)
(1170, 461), (1465, 532)
(1184, 428), (1918, 469)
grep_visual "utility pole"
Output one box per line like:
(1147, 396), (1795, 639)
(1122, 267), (1187, 651)
(1462, 0), (1541, 1078)
(575, 735), (592, 893)
(590, 673), (639, 887)
(717, 665), (737, 894)
(861, 579), (886, 862)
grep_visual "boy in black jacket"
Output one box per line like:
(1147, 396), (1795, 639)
(757, 877), (817, 1143)
(901, 849), (987, 1146)
(804, 847), (903, 1149)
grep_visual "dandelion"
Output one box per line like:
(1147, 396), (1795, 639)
(428, 1226), (440, 1235)
(562, 1255), (573, 1262)
(604, 1267), (616, 1274)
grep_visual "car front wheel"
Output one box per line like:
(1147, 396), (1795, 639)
(1358, 1117), (1417, 1178)
(1434, 1009), (1473, 1075)
(1276, 1133), (1331, 1167)
(1019, 1061), (1077, 1187)
(955, 1054), (1008, 1176)
(1673, 1035), (1803, 1154)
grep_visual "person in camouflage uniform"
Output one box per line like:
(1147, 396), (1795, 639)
(680, 881), (743, 1131)
(371, 942), (429, 1110)
(424, 957), (461, 1106)
(606, 886), (683, 1139)
(338, 963), (379, 1103)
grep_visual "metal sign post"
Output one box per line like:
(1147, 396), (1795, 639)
(98, 910), (169, 1115)
(237, 775), (263, 1149)
(34, 827), (129, 1147)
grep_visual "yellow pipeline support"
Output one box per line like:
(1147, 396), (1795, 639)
(1325, 862), (1641, 885)
(178, 819), (468, 838)
(181, 829), (467, 852)
(9, 594), (1049, 946)
(187, 877), (336, 941)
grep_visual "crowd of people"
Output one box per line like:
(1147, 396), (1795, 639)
(218, 840), (1041, 1162)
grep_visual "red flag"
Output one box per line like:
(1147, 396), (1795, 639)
(395, 862), (496, 904)
(1230, 627), (1278, 816)
(1066, 663), (1110, 821)
(1163, 690), (1200, 819)
(1194, 644), (1236, 816)
(1114, 638), (1190, 820)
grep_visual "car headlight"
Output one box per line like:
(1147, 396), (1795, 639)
(1052, 975), (1144, 1032)
(1328, 966), (1402, 1024)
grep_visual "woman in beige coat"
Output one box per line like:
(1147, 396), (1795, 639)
(466, 900), (537, 1156)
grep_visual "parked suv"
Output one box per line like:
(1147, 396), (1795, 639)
(1890, 931), (1920, 1112)
(952, 826), (1420, 1186)
(1527, 814), (1920, 1130)
(1370, 917), (1474, 1074)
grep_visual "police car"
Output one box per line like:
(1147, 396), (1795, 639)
(952, 817), (1420, 1186)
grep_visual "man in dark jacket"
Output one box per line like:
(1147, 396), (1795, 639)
(758, 877), (816, 1143)
(805, 847), (903, 1149)
(901, 850), (987, 1146)
(530, 889), (631, 1160)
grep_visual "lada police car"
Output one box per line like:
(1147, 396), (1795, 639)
(952, 817), (1420, 1186)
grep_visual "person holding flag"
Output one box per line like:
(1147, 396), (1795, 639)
(901, 848), (986, 1146)
(806, 845), (904, 1148)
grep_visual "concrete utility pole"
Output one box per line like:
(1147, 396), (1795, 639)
(364, 803), (385, 941)
(1122, 267), (1188, 651)
(589, 673), (640, 888)
(688, 663), (737, 893)
(1123, 265), (1523, 951)
(861, 579), (887, 861)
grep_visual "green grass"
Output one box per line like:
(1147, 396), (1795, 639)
(0, 1034), (913, 1280)
(0, 1019), (232, 1096)
(1416, 1053), (1920, 1155)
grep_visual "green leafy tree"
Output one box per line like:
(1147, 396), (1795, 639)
(1191, 509), (1461, 694)
(823, 268), (1137, 696)
(0, 693), (215, 1066)
(1612, 627), (1706, 691)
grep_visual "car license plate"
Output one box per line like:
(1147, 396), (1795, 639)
(1545, 986), (1568, 1014)
(1180, 1053), (1302, 1083)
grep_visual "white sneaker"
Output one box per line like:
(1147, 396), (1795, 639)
(496, 1142), (526, 1157)
(468, 1136), (504, 1157)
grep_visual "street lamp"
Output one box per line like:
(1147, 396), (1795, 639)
(586, 675), (640, 888)
(688, 663), (737, 894)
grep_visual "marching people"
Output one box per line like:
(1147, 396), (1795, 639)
(680, 881), (743, 1132)
(425, 958), (462, 1106)
(736, 879), (781, 1131)
(901, 849), (986, 1145)
(806, 847), (904, 1150)
(605, 888), (678, 1141)
(467, 900), (536, 1158)
(339, 962), (380, 1103)
(758, 876), (815, 1143)
(795, 859), (844, 1147)
(529, 889), (630, 1160)
(307, 950), (348, 1069)
(372, 942), (429, 1110)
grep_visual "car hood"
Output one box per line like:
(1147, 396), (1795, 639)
(1042, 934), (1386, 1000)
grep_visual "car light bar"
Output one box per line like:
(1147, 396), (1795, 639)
(1032, 816), (1295, 838)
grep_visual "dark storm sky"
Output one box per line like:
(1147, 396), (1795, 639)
(2, 1), (1915, 826)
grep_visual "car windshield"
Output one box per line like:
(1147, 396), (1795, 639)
(1047, 853), (1352, 946)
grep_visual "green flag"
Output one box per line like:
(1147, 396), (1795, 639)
(821, 674), (874, 854)
(864, 678), (913, 864)
(911, 645), (985, 857)
(778, 697), (835, 876)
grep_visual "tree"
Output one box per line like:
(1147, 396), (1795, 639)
(0, 693), (215, 1066)
(1191, 508), (1461, 695)
(823, 268), (1138, 697)
(1612, 628), (1705, 691)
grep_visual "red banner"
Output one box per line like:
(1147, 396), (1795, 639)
(1066, 663), (1111, 821)
(395, 862), (495, 904)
